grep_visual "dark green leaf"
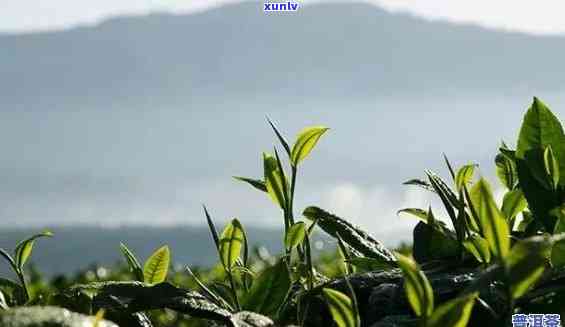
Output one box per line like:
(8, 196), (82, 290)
(233, 176), (267, 193)
(243, 260), (291, 317)
(266, 117), (291, 156)
(119, 242), (144, 282)
(303, 206), (396, 263)
(203, 205), (220, 250)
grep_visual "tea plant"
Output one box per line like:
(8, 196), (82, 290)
(0, 97), (565, 327)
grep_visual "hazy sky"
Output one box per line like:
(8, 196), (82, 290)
(3, 0), (565, 35)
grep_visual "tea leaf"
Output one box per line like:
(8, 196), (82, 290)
(506, 236), (552, 299)
(186, 267), (233, 311)
(14, 230), (53, 270)
(495, 151), (517, 190)
(544, 145), (560, 189)
(397, 208), (428, 223)
(119, 242), (144, 282)
(0, 249), (15, 271)
(463, 235), (491, 264)
(243, 260), (291, 317)
(394, 252), (434, 318)
(143, 245), (170, 284)
(322, 288), (360, 327)
(233, 176), (267, 193)
(285, 222), (306, 250)
(455, 164), (477, 191)
(203, 205), (220, 250)
(267, 117), (291, 156)
(469, 178), (510, 259)
(219, 219), (245, 271)
(501, 189), (527, 222)
(263, 153), (288, 209)
(290, 126), (329, 166)
(303, 206), (396, 263)
(427, 292), (478, 327)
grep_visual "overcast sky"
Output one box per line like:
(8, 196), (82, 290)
(3, 0), (565, 35)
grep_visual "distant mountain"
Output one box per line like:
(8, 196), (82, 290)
(0, 226), (296, 276)
(2, 1), (565, 111)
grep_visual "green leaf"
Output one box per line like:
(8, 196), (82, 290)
(267, 117), (291, 156)
(219, 219), (245, 271)
(119, 243), (144, 282)
(143, 245), (170, 284)
(203, 205), (220, 250)
(455, 164), (477, 191)
(243, 260), (291, 317)
(501, 189), (527, 222)
(427, 292), (478, 327)
(463, 235), (491, 264)
(495, 150), (517, 190)
(14, 230), (53, 270)
(285, 222), (306, 250)
(322, 288), (360, 327)
(290, 126), (329, 166)
(506, 236), (552, 299)
(186, 267), (233, 311)
(394, 252), (434, 318)
(469, 178), (510, 259)
(263, 153), (288, 209)
(544, 145), (560, 189)
(551, 210), (565, 268)
(303, 206), (396, 263)
(233, 176), (267, 193)
(516, 97), (565, 231)
(397, 208), (429, 223)
(346, 257), (391, 271)
(0, 249), (15, 271)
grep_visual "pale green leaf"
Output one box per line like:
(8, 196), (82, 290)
(14, 230), (53, 270)
(455, 164), (476, 191)
(427, 292), (478, 327)
(143, 245), (170, 284)
(263, 153), (288, 209)
(544, 145), (560, 189)
(501, 189), (527, 222)
(322, 288), (360, 327)
(469, 178), (510, 259)
(219, 219), (244, 271)
(394, 252), (434, 317)
(463, 235), (491, 264)
(290, 126), (329, 166)
(285, 222), (306, 250)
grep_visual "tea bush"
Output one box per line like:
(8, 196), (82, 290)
(1, 97), (565, 326)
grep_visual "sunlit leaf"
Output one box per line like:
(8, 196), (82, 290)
(463, 235), (491, 264)
(14, 230), (53, 270)
(455, 164), (477, 191)
(263, 153), (288, 209)
(322, 288), (360, 327)
(143, 245), (170, 284)
(397, 208), (428, 223)
(469, 178), (510, 259)
(544, 145), (560, 189)
(506, 236), (552, 299)
(219, 219), (245, 272)
(290, 126), (329, 166)
(501, 189), (527, 222)
(427, 292), (478, 327)
(495, 150), (517, 190)
(285, 222), (306, 250)
(394, 252), (434, 317)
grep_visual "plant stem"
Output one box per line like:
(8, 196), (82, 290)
(17, 270), (30, 303)
(227, 271), (241, 311)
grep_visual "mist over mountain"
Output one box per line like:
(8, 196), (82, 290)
(0, 2), (564, 243)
